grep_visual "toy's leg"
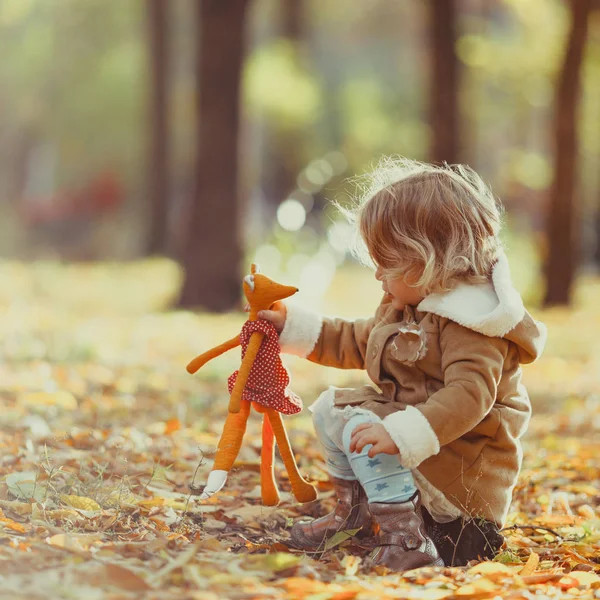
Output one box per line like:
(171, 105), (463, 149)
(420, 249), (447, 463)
(266, 408), (317, 503)
(260, 414), (280, 506)
(201, 400), (251, 500)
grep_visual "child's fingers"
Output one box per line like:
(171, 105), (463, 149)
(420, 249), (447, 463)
(349, 424), (371, 452)
(244, 304), (250, 312)
(258, 309), (280, 322)
(350, 423), (372, 437)
(367, 443), (382, 458)
(353, 432), (375, 454)
(351, 434), (364, 453)
(349, 437), (358, 453)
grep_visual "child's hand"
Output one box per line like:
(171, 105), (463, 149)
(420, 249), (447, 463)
(244, 301), (287, 334)
(349, 423), (400, 458)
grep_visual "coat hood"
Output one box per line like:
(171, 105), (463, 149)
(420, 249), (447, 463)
(418, 253), (546, 363)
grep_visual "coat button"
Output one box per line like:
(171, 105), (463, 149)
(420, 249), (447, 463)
(403, 534), (421, 550)
(371, 344), (379, 358)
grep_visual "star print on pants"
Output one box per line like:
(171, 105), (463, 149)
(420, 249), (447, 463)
(375, 482), (389, 492)
(367, 458), (382, 468)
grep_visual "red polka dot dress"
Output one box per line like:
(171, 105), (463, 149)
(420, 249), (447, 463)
(227, 319), (302, 415)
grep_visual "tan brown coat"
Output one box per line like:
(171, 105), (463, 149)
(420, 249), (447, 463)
(280, 255), (546, 526)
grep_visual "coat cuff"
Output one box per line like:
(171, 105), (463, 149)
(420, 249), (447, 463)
(382, 406), (440, 469)
(279, 303), (323, 358)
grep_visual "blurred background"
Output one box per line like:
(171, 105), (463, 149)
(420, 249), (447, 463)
(0, 2), (599, 554)
(0, 0), (599, 314)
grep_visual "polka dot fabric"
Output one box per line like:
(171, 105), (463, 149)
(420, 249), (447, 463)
(227, 319), (303, 415)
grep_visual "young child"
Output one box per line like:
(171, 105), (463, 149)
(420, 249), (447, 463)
(259, 158), (546, 570)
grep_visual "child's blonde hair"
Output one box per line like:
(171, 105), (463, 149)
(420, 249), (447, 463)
(341, 157), (503, 295)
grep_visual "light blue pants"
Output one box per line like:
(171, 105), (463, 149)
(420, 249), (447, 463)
(311, 389), (417, 504)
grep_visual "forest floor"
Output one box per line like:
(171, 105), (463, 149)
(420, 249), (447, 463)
(0, 260), (599, 599)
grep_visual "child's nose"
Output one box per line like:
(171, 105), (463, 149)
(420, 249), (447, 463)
(375, 267), (384, 281)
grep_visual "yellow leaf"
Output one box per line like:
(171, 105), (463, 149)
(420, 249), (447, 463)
(137, 498), (165, 509)
(455, 577), (498, 597)
(104, 490), (136, 507)
(577, 504), (596, 519)
(46, 533), (103, 552)
(0, 500), (32, 516)
(246, 552), (302, 573)
(342, 555), (361, 577)
(60, 495), (101, 511)
(19, 391), (77, 410)
(568, 571), (600, 587)
(536, 514), (578, 526)
(468, 561), (513, 578)
(519, 551), (540, 576)
(0, 517), (27, 533)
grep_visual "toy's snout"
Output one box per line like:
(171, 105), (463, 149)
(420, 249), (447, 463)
(277, 284), (299, 301)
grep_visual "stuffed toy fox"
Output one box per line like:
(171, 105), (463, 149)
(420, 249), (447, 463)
(186, 264), (317, 506)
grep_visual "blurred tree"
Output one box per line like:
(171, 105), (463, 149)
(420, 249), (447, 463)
(262, 0), (307, 229)
(146, 0), (171, 256)
(179, 0), (250, 310)
(428, 0), (459, 164)
(282, 0), (303, 41)
(544, 0), (592, 306)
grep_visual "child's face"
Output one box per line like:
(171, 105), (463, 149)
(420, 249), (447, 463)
(375, 267), (424, 310)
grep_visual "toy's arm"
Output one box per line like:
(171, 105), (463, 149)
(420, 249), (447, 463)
(186, 335), (241, 374)
(228, 331), (265, 413)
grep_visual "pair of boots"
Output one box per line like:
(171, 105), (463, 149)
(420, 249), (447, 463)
(290, 476), (444, 571)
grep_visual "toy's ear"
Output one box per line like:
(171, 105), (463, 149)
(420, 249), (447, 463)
(250, 263), (260, 275)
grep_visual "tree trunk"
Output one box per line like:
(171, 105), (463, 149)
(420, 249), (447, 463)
(146, 0), (170, 256)
(261, 0), (306, 228)
(179, 0), (249, 311)
(544, 0), (591, 306)
(428, 0), (459, 165)
(281, 0), (303, 41)
(595, 202), (600, 268)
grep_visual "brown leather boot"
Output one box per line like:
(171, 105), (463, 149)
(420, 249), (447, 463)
(368, 493), (444, 571)
(290, 477), (374, 550)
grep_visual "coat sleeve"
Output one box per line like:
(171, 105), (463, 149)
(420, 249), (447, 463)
(279, 303), (375, 369)
(382, 318), (508, 468)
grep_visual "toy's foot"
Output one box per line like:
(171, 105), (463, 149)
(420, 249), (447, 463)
(189, 470), (228, 499)
(261, 483), (280, 506)
(291, 480), (318, 504)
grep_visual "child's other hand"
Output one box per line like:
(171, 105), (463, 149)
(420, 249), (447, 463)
(349, 423), (400, 458)
(244, 301), (287, 334)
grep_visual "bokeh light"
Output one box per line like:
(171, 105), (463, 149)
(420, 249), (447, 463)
(276, 199), (306, 231)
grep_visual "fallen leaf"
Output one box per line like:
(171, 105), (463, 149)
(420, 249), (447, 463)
(165, 418), (181, 435)
(469, 561), (514, 579)
(454, 577), (498, 598)
(104, 563), (151, 591)
(323, 528), (362, 551)
(0, 516), (27, 533)
(46, 532), (104, 553)
(342, 554), (361, 577)
(5, 471), (46, 501)
(60, 495), (102, 511)
(519, 551), (540, 576)
(567, 571), (600, 587)
(0, 500), (33, 516)
(19, 391), (78, 410)
(246, 552), (303, 574)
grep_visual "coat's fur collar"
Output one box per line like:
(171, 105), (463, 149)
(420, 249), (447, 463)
(417, 253), (525, 337)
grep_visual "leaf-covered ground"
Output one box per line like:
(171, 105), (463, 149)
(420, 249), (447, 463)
(0, 260), (599, 600)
